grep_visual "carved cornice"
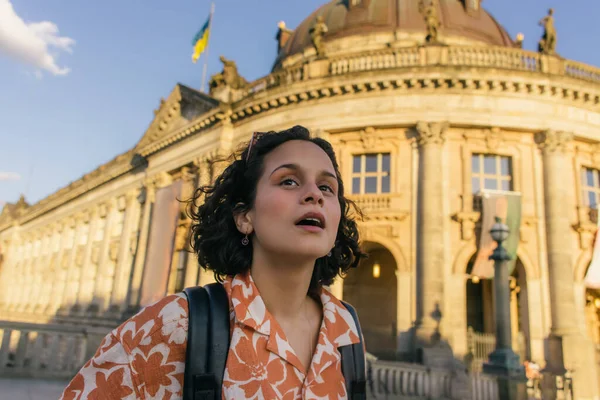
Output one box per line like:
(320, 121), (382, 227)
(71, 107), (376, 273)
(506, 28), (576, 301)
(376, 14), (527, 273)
(535, 130), (573, 153)
(415, 121), (449, 146)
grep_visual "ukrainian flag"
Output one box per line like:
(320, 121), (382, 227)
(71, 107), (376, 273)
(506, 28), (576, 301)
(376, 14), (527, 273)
(192, 15), (211, 63)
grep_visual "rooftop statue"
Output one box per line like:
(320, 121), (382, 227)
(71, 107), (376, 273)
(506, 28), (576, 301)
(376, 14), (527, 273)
(310, 15), (328, 58)
(538, 8), (557, 55)
(419, 0), (441, 43)
(209, 56), (248, 92)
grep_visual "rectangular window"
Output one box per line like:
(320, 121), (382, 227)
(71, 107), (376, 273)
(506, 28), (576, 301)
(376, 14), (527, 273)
(351, 153), (391, 194)
(582, 167), (600, 209)
(471, 154), (512, 194)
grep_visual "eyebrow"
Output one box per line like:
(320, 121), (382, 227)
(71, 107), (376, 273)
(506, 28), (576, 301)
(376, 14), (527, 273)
(270, 163), (337, 180)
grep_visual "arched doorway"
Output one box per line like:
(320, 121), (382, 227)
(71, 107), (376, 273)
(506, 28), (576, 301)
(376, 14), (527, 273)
(343, 242), (397, 360)
(465, 255), (530, 367)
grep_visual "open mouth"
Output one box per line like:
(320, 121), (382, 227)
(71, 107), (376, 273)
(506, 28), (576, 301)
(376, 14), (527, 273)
(295, 213), (325, 229)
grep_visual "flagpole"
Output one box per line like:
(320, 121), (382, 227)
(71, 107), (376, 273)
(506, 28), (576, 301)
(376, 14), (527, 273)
(200, 2), (215, 93)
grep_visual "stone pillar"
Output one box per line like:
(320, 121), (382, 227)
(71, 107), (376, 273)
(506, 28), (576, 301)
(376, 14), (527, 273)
(1, 237), (18, 310)
(39, 225), (61, 314)
(125, 183), (155, 313)
(48, 220), (75, 314)
(72, 208), (99, 313)
(31, 232), (47, 313)
(536, 130), (599, 399)
(108, 190), (141, 315)
(57, 220), (80, 316)
(88, 200), (117, 314)
(413, 121), (450, 354)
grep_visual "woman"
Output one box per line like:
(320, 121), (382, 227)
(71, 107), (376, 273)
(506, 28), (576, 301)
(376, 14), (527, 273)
(60, 125), (366, 399)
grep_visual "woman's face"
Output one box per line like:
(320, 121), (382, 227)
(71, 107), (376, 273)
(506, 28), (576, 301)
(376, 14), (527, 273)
(245, 140), (342, 261)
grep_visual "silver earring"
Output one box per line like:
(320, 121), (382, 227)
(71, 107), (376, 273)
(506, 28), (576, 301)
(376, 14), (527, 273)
(241, 234), (249, 246)
(327, 251), (332, 257)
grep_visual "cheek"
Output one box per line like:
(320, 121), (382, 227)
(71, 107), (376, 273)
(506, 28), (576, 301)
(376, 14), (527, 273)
(253, 188), (293, 225)
(328, 201), (342, 232)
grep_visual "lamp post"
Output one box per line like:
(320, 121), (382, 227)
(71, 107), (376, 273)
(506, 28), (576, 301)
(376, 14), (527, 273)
(483, 217), (526, 399)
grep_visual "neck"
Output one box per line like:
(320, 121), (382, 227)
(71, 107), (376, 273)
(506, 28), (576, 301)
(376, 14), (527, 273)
(250, 250), (317, 321)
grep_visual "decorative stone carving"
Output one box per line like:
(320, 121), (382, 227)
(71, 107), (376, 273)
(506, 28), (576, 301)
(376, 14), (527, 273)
(209, 56), (248, 92)
(117, 195), (127, 212)
(452, 211), (480, 240)
(419, 0), (441, 43)
(75, 245), (85, 266)
(310, 16), (328, 58)
(535, 130), (573, 153)
(109, 239), (120, 262)
(484, 127), (504, 151)
(519, 217), (538, 244)
(91, 244), (101, 265)
(538, 9), (557, 55)
(415, 121), (449, 146)
(359, 127), (380, 150)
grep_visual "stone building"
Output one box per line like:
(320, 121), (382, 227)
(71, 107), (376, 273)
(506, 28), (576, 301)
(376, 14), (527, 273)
(1, 0), (599, 397)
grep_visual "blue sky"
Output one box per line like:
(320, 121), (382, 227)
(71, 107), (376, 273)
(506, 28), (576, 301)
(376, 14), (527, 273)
(1, 0), (599, 207)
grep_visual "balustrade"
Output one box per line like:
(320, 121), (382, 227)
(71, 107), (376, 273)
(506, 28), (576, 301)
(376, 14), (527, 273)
(0, 320), (109, 379)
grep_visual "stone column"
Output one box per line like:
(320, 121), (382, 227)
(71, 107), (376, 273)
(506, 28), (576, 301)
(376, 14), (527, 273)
(108, 190), (141, 315)
(48, 220), (75, 314)
(413, 121), (449, 348)
(72, 208), (98, 313)
(1, 237), (18, 310)
(88, 200), (117, 314)
(536, 130), (599, 399)
(125, 183), (155, 313)
(57, 218), (81, 316)
(31, 232), (46, 313)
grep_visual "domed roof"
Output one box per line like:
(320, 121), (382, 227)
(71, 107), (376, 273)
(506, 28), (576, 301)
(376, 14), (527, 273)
(275, 0), (514, 67)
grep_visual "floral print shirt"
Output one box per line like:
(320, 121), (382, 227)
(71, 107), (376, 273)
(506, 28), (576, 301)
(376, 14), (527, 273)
(60, 272), (361, 399)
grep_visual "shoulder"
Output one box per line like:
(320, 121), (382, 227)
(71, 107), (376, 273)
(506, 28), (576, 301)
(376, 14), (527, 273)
(112, 293), (189, 352)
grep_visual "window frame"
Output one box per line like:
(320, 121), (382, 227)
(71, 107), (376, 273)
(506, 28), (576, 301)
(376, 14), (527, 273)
(581, 166), (600, 209)
(471, 153), (513, 194)
(351, 153), (392, 195)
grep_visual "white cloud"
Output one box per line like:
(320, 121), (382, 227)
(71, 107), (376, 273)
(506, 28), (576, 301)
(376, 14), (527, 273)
(0, 0), (75, 76)
(0, 172), (21, 181)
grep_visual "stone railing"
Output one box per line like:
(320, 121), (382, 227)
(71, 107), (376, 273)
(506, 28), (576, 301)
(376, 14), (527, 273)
(368, 359), (455, 399)
(0, 320), (109, 379)
(447, 47), (541, 72)
(244, 45), (600, 98)
(330, 48), (421, 75)
(565, 59), (600, 83)
(367, 357), (500, 400)
(349, 194), (394, 212)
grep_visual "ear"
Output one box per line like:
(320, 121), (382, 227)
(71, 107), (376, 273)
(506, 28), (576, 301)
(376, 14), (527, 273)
(233, 203), (253, 235)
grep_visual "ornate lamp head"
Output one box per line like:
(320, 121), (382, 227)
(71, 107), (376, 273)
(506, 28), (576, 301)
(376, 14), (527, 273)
(490, 216), (510, 242)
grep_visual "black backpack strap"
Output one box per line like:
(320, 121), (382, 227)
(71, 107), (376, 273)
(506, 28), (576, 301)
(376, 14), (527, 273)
(183, 283), (230, 400)
(340, 301), (367, 400)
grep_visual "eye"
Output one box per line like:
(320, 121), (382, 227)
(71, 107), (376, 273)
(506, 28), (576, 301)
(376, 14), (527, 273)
(319, 184), (335, 193)
(280, 178), (299, 187)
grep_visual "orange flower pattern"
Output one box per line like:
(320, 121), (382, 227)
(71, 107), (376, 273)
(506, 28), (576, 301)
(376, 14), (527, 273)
(60, 271), (361, 399)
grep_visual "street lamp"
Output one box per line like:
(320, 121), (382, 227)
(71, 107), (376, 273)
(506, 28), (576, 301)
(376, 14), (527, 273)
(483, 217), (526, 399)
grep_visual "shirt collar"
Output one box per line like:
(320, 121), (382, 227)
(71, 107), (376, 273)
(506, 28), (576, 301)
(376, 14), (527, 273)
(224, 271), (361, 348)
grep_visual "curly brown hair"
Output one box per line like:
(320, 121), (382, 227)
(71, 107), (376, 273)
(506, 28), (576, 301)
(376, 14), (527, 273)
(187, 125), (365, 292)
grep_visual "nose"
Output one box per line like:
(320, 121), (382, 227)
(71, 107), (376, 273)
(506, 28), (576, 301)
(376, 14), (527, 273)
(302, 183), (324, 206)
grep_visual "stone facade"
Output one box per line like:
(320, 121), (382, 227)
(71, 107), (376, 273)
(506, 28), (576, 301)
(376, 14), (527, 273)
(1, 2), (600, 398)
